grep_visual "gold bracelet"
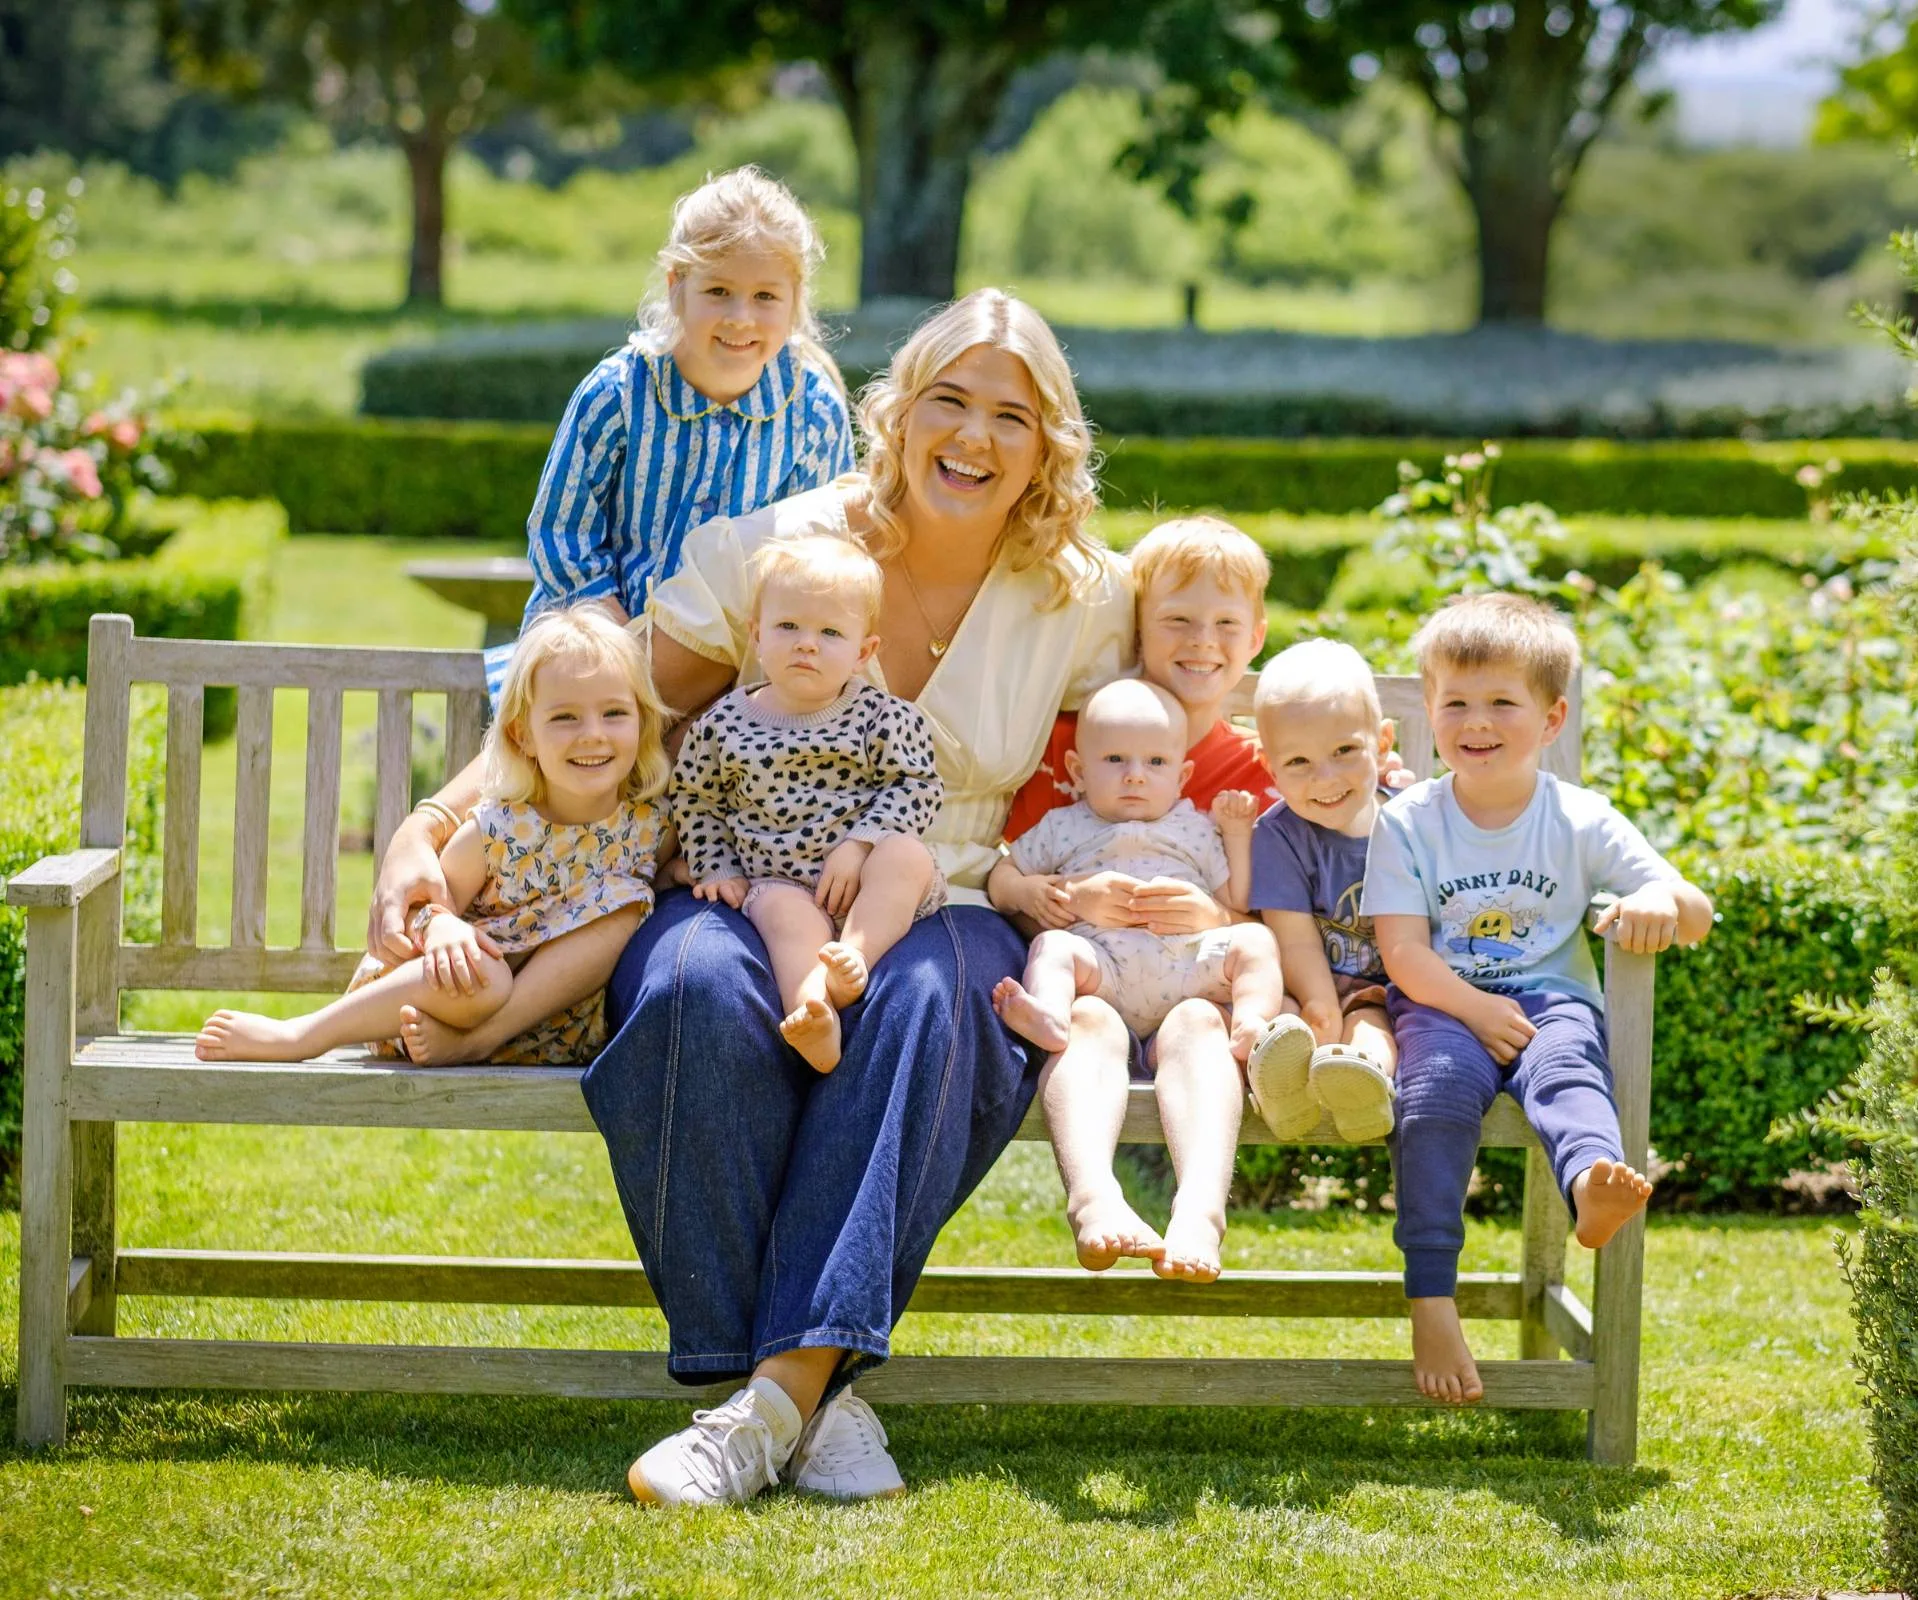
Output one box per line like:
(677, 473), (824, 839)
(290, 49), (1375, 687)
(411, 797), (461, 849)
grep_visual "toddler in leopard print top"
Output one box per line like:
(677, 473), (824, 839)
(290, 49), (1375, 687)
(670, 534), (945, 1072)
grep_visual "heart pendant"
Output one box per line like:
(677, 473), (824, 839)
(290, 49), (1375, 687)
(928, 638), (949, 659)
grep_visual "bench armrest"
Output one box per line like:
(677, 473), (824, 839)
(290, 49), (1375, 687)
(7, 848), (122, 909)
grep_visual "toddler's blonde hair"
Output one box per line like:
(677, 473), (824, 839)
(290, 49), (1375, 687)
(750, 533), (885, 633)
(634, 165), (844, 400)
(1255, 638), (1383, 725)
(1412, 592), (1580, 705)
(1128, 515), (1271, 613)
(486, 606), (672, 808)
(858, 289), (1104, 611)
(1076, 676), (1190, 746)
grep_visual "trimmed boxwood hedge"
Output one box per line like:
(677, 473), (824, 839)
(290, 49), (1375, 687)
(164, 417), (1918, 537)
(1227, 844), (1906, 1213)
(0, 682), (165, 1184)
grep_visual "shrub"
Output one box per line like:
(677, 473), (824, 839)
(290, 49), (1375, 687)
(0, 681), (165, 1182)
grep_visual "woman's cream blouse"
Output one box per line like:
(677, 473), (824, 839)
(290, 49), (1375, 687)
(646, 482), (1135, 904)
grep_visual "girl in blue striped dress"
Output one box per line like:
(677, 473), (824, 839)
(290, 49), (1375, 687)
(484, 166), (857, 699)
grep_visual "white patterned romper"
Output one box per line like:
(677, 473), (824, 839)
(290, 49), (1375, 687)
(1006, 797), (1237, 1037)
(351, 795), (662, 1064)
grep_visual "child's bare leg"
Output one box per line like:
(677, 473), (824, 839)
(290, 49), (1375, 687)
(197, 953), (513, 1063)
(1151, 997), (1242, 1284)
(992, 929), (1103, 1055)
(1311, 1002), (1399, 1143)
(1346, 1006), (1397, 1076)
(1570, 1158), (1654, 1249)
(1221, 923), (1285, 1062)
(746, 883), (844, 1073)
(827, 834), (935, 1006)
(1038, 994), (1164, 1271)
(1409, 1296), (1483, 1404)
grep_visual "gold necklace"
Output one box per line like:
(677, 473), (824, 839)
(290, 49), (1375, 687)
(893, 558), (976, 659)
(646, 351), (798, 425)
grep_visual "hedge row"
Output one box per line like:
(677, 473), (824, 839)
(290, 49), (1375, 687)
(164, 417), (1918, 538)
(0, 683), (166, 1184)
(1230, 844), (1908, 1212)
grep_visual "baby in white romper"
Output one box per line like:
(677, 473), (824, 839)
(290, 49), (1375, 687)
(990, 678), (1283, 1056)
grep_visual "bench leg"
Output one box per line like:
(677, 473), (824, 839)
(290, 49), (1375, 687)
(1519, 1142), (1568, 1360)
(17, 905), (77, 1448)
(70, 1122), (117, 1337)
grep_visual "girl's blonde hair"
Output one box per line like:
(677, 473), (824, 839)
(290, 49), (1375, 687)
(857, 289), (1105, 611)
(486, 606), (672, 808)
(750, 533), (885, 632)
(634, 165), (844, 401)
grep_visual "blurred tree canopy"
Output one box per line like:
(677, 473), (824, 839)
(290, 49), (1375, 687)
(1263, 0), (1779, 323)
(503, 0), (1339, 304)
(155, 0), (600, 305)
(1819, 7), (1918, 142)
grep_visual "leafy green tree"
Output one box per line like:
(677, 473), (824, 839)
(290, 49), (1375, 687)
(505, 0), (1311, 304)
(157, 0), (586, 305)
(1818, 9), (1918, 143)
(1267, 0), (1778, 323)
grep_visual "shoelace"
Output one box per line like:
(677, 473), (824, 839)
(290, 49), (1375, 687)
(683, 1402), (784, 1499)
(803, 1398), (889, 1475)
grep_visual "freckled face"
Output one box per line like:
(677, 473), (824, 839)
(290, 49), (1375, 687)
(898, 344), (1045, 540)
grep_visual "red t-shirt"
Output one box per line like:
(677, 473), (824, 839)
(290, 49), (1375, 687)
(1001, 712), (1279, 842)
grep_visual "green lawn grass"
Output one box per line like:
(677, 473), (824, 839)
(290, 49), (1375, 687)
(9, 514), (1881, 1595)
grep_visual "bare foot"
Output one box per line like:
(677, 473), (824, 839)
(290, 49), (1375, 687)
(398, 1005), (479, 1066)
(820, 942), (869, 1008)
(1152, 1209), (1223, 1284)
(1065, 1187), (1165, 1272)
(990, 975), (1071, 1055)
(1409, 1296), (1483, 1404)
(1571, 1157), (1654, 1248)
(780, 997), (842, 1073)
(195, 1010), (314, 1062)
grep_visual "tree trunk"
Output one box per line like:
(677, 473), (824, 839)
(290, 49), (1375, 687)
(830, 21), (1020, 304)
(401, 129), (449, 308)
(1469, 152), (1558, 325)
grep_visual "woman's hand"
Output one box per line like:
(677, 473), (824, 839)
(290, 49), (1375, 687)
(693, 875), (749, 909)
(816, 839), (873, 918)
(421, 911), (493, 996)
(1058, 870), (1149, 928)
(1125, 878), (1235, 936)
(368, 819), (454, 964)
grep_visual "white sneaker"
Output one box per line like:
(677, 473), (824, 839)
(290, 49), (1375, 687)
(787, 1388), (906, 1499)
(628, 1377), (801, 1507)
(1245, 1014), (1320, 1140)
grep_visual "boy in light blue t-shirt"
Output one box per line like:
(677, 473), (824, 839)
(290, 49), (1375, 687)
(1362, 593), (1714, 1408)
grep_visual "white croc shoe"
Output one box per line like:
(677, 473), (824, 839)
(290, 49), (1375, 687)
(628, 1378), (801, 1507)
(788, 1388), (906, 1500)
(1245, 1014), (1320, 1140)
(1309, 1044), (1396, 1143)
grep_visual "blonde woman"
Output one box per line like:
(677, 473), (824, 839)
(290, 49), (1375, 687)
(373, 290), (1132, 1505)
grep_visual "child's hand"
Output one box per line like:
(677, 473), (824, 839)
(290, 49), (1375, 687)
(816, 838), (873, 918)
(1128, 878), (1234, 935)
(658, 855), (693, 890)
(1592, 885), (1680, 954)
(1464, 992), (1537, 1065)
(693, 876), (748, 909)
(421, 911), (492, 996)
(1381, 745), (1415, 790)
(1211, 790), (1258, 835)
(1059, 871), (1149, 928)
(1012, 872), (1076, 931)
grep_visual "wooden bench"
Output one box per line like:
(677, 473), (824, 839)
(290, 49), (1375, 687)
(11, 615), (1657, 1462)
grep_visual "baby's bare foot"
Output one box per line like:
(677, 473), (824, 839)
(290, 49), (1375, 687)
(1571, 1157), (1654, 1248)
(991, 975), (1071, 1055)
(398, 1005), (478, 1066)
(820, 942), (869, 1009)
(780, 997), (842, 1073)
(1065, 1188), (1164, 1272)
(195, 1010), (312, 1062)
(1152, 1209), (1223, 1284)
(1409, 1296), (1483, 1404)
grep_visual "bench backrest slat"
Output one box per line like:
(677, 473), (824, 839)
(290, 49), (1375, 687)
(128, 635), (490, 693)
(373, 689), (415, 867)
(300, 687), (344, 953)
(230, 685), (275, 950)
(161, 684), (204, 946)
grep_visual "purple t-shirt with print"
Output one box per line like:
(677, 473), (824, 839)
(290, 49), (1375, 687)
(1249, 800), (1384, 981)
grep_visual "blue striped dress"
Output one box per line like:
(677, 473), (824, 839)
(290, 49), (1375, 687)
(483, 340), (857, 698)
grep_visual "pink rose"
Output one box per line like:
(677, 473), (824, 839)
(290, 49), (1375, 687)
(82, 410), (108, 436)
(20, 353), (57, 392)
(18, 386), (51, 421)
(109, 418), (141, 451)
(58, 448), (102, 499)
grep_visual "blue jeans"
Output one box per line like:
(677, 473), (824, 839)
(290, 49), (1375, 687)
(1386, 987), (1621, 1300)
(581, 889), (1038, 1386)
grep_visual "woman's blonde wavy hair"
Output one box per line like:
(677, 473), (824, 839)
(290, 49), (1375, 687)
(485, 606), (672, 809)
(633, 165), (845, 401)
(857, 290), (1104, 610)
